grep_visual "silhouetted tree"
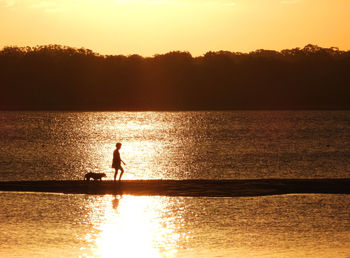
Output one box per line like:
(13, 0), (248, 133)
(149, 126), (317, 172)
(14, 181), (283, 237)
(0, 44), (349, 110)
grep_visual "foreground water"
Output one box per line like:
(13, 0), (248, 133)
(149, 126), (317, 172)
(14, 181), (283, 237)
(1, 192), (349, 258)
(1, 111), (350, 257)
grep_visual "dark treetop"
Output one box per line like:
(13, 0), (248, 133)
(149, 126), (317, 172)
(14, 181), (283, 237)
(1, 44), (350, 110)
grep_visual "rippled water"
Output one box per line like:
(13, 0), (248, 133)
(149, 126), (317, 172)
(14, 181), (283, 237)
(1, 111), (350, 257)
(1, 111), (350, 180)
(0, 192), (349, 258)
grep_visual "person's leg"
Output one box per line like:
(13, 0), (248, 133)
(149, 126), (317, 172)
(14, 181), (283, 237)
(114, 168), (118, 181)
(118, 166), (124, 181)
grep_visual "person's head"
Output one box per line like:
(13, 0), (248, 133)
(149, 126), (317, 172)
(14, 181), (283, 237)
(116, 142), (122, 149)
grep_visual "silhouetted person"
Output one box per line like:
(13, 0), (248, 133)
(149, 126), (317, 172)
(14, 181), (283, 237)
(112, 142), (126, 181)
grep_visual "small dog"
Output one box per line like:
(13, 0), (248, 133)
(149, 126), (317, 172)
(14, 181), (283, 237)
(84, 172), (106, 181)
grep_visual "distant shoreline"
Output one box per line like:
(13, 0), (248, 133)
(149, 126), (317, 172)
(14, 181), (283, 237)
(2, 44), (350, 111)
(1, 179), (349, 197)
(1, 108), (350, 112)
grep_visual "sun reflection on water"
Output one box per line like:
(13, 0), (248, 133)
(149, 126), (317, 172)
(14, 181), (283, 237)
(84, 195), (181, 258)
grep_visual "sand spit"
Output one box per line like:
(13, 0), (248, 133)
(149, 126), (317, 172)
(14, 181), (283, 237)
(0, 179), (349, 197)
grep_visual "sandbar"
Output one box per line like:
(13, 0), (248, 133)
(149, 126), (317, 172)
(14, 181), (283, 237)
(0, 179), (349, 197)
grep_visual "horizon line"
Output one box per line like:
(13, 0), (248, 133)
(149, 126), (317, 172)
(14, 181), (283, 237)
(1, 43), (349, 58)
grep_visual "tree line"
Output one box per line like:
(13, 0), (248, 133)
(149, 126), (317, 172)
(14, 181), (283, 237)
(1, 44), (350, 110)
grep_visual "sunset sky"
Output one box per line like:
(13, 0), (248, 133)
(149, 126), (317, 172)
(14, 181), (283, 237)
(1, 0), (349, 56)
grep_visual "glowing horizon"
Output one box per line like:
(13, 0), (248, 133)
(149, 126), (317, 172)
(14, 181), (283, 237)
(1, 0), (349, 57)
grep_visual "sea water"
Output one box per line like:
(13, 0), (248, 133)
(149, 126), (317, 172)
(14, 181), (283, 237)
(0, 111), (350, 257)
(0, 192), (349, 257)
(1, 111), (350, 181)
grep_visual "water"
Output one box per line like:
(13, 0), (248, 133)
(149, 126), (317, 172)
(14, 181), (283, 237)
(0, 192), (349, 258)
(1, 111), (350, 257)
(1, 111), (350, 181)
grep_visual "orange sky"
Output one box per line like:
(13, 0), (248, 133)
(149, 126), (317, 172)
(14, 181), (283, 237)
(1, 0), (349, 56)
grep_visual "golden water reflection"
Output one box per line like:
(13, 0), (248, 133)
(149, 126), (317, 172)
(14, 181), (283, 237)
(82, 112), (201, 181)
(84, 195), (186, 258)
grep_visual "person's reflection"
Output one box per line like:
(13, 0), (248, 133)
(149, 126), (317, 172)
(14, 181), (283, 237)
(112, 195), (122, 210)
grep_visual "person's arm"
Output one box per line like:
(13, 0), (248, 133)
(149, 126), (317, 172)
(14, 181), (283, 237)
(121, 159), (126, 165)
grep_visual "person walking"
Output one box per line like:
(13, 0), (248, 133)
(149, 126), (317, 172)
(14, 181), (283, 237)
(112, 142), (126, 181)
